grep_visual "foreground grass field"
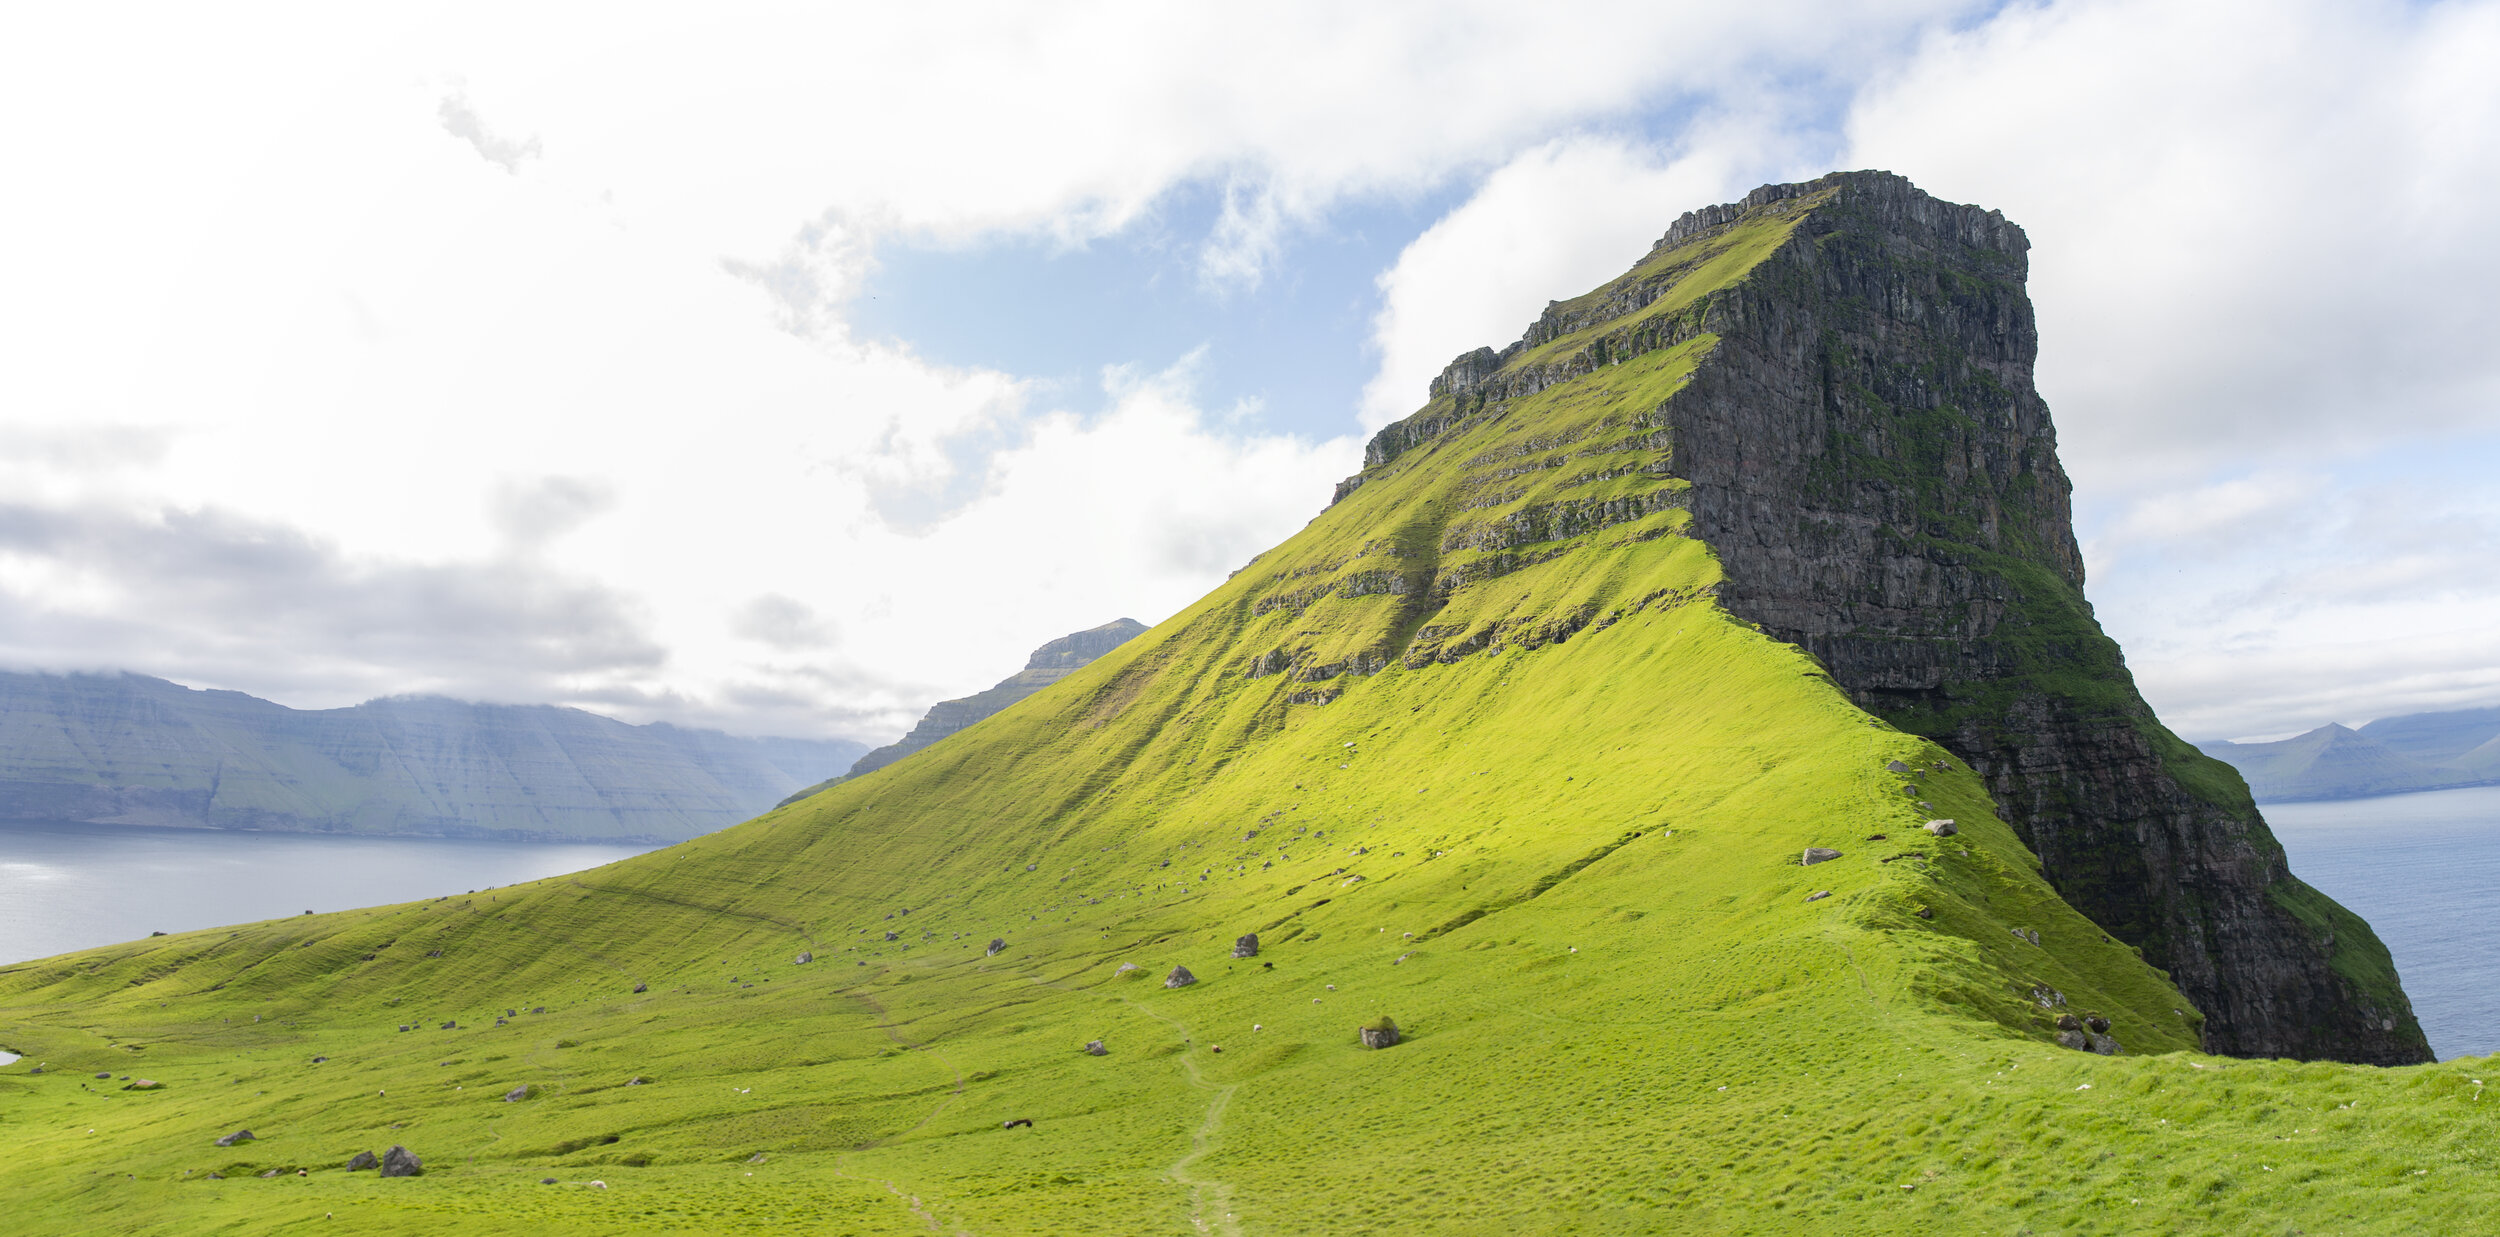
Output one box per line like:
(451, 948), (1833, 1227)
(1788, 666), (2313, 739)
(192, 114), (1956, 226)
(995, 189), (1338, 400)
(4, 185), (2493, 1234)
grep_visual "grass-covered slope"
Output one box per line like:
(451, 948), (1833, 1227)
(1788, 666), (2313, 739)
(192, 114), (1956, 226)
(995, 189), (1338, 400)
(1, 199), (2494, 1235)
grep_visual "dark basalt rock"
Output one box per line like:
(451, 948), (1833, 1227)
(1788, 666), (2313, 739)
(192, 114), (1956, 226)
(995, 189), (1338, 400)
(346, 1150), (379, 1171)
(1232, 934), (1259, 959)
(1646, 172), (2425, 1066)
(1359, 1018), (1402, 1049)
(379, 1145), (421, 1178)
(987, 938), (1006, 956)
(1164, 966), (1197, 989)
(1084, 1040), (1108, 1056)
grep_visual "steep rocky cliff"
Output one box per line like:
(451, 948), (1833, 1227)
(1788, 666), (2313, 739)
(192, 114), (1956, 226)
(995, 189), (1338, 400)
(1349, 171), (2426, 1064)
(0, 671), (861, 843)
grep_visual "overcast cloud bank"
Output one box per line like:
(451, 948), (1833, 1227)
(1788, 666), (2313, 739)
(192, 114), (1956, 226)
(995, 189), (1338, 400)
(1, 1), (2493, 744)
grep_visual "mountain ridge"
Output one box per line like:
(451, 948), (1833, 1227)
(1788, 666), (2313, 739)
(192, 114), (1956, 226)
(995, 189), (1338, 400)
(2200, 706), (2500, 801)
(0, 670), (862, 843)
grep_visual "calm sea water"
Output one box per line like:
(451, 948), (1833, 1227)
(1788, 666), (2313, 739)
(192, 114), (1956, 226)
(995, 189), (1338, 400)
(0, 820), (655, 967)
(2267, 783), (2500, 1061)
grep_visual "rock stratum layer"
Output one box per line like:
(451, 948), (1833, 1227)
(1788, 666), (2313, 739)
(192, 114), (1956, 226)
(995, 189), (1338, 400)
(0, 671), (860, 843)
(1356, 171), (2423, 1064)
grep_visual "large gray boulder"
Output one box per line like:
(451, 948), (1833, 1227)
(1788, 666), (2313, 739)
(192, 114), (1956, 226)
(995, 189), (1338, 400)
(987, 938), (1006, 956)
(1359, 1018), (1402, 1049)
(214, 1129), (254, 1147)
(1164, 966), (1197, 989)
(1801, 847), (1842, 866)
(1232, 934), (1259, 959)
(345, 1150), (379, 1171)
(379, 1145), (422, 1178)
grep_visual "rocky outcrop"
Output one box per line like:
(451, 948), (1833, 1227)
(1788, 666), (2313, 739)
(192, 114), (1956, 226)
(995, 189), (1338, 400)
(1652, 171), (2425, 1064)
(1337, 170), (2426, 1066)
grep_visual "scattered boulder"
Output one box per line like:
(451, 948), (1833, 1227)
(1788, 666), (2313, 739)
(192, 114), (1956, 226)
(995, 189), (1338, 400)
(2055, 1030), (2090, 1051)
(2086, 1015), (2110, 1033)
(346, 1151), (379, 1170)
(2055, 1013), (2083, 1032)
(542, 1177), (557, 1185)
(95, 1072), (110, 1079)
(2011, 928), (2040, 946)
(987, 939), (1006, 957)
(123, 1079), (162, 1091)
(793, 952), (812, 965)
(1002, 1118), (1033, 1130)
(632, 983), (647, 994)
(1084, 1040), (1108, 1056)
(1913, 906), (1934, 920)
(1924, 820), (1957, 837)
(2088, 1032), (2123, 1056)
(532, 1007), (545, 1014)
(1805, 891), (1831, 903)
(1164, 966), (1197, 989)
(1359, 1017), (1402, 1050)
(1885, 760), (1911, 773)
(883, 931), (899, 942)
(504, 1085), (532, 1102)
(379, 1145), (422, 1178)
(215, 1130), (255, 1147)
(1232, 933), (1259, 959)
(1801, 847), (1842, 866)
(625, 1076), (650, 1086)
(398, 1025), (412, 1033)
(439, 1021), (457, 1030)
(258, 1169), (282, 1178)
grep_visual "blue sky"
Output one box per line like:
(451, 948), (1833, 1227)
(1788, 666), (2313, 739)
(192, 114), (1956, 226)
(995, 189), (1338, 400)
(1, 0), (2494, 745)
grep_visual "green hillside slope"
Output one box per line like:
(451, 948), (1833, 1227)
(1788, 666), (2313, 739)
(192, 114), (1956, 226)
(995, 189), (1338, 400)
(0, 177), (2490, 1234)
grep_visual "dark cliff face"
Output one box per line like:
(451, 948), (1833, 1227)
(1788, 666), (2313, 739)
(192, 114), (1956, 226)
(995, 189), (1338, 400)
(1661, 172), (2427, 1064)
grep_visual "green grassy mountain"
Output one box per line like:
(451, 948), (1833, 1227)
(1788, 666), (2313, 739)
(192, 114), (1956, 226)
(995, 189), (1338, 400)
(0, 172), (2486, 1235)
(0, 671), (861, 843)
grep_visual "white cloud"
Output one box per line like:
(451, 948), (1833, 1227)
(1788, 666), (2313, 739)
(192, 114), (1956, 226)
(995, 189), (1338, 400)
(2, 0), (2492, 752)
(1846, 0), (2500, 483)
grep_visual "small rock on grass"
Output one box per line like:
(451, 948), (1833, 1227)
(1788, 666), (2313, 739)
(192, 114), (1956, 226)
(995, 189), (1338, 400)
(986, 938), (1007, 956)
(379, 1145), (422, 1178)
(1805, 891), (1831, 903)
(504, 1085), (532, 1102)
(215, 1130), (255, 1147)
(1232, 934), (1259, 959)
(1802, 847), (1842, 866)
(346, 1151), (379, 1171)
(1165, 966), (1197, 988)
(632, 983), (648, 994)
(1084, 1040), (1108, 1056)
(1359, 1017), (1401, 1049)
(123, 1079), (162, 1090)
(1925, 819), (1957, 837)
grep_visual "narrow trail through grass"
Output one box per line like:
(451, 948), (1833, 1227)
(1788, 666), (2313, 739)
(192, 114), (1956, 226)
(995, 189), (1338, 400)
(838, 988), (973, 1236)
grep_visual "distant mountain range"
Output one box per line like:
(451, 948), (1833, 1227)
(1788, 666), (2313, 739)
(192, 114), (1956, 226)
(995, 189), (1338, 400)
(777, 618), (1148, 807)
(0, 671), (864, 843)
(2198, 707), (2500, 802)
